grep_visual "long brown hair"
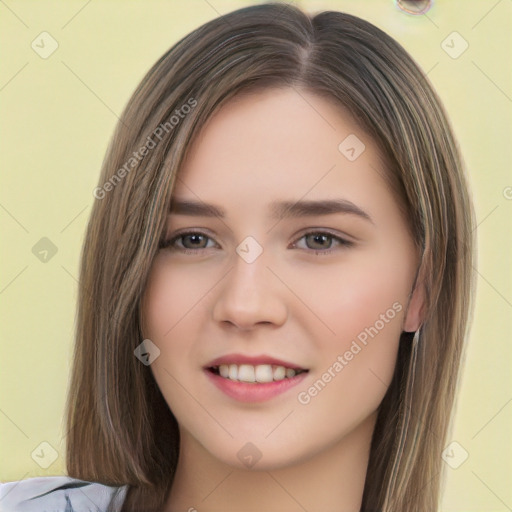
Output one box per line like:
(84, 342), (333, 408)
(64, 3), (476, 511)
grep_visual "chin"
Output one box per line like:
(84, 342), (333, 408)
(196, 435), (315, 472)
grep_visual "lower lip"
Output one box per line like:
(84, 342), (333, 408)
(204, 369), (309, 403)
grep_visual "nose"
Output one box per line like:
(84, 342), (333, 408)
(212, 249), (287, 330)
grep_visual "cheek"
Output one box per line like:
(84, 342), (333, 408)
(293, 266), (406, 438)
(287, 253), (410, 395)
(288, 252), (410, 342)
(142, 258), (211, 340)
(141, 259), (216, 406)
(141, 262), (197, 388)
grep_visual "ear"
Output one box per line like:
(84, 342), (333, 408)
(403, 269), (427, 332)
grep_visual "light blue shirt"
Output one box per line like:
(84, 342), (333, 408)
(0, 476), (129, 512)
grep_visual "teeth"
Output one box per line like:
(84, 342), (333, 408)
(273, 365), (286, 380)
(255, 364), (273, 383)
(216, 364), (303, 383)
(286, 368), (296, 379)
(238, 364), (256, 382)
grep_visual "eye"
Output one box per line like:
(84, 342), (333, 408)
(159, 231), (218, 252)
(159, 229), (354, 255)
(292, 230), (353, 254)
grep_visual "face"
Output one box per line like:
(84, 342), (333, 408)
(141, 87), (423, 471)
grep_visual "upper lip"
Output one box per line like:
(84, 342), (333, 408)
(205, 353), (307, 370)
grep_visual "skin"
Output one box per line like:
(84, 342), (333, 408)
(141, 87), (425, 512)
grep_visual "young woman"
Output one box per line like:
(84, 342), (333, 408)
(0, 2), (476, 511)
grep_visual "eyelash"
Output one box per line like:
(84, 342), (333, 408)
(158, 229), (354, 256)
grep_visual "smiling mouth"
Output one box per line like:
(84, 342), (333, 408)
(207, 364), (309, 384)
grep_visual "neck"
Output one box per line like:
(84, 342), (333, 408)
(164, 411), (377, 512)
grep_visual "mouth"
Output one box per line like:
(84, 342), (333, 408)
(206, 364), (309, 384)
(203, 355), (310, 402)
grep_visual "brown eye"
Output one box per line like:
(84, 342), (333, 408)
(293, 231), (354, 254)
(305, 233), (334, 250)
(180, 233), (210, 249)
(159, 231), (217, 252)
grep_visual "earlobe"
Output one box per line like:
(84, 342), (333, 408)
(403, 271), (427, 332)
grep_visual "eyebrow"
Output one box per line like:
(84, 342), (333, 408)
(169, 198), (374, 224)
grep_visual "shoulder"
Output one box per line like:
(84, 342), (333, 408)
(0, 475), (129, 512)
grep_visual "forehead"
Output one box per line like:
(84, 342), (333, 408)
(175, 87), (387, 206)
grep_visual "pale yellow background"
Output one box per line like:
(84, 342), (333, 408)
(1, 1), (511, 510)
